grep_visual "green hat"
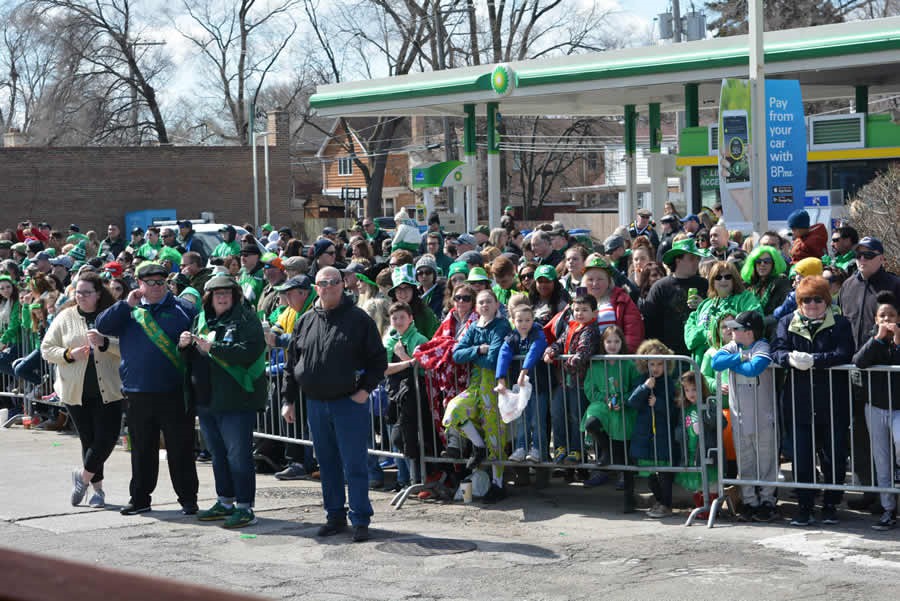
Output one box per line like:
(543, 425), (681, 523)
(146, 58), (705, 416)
(583, 255), (614, 276)
(0, 240), (12, 250)
(68, 240), (87, 261)
(390, 264), (418, 292)
(471, 225), (490, 237)
(504, 205), (513, 212)
(741, 246), (787, 283)
(534, 265), (558, 281)
(204, 274), (239, 291)
(466, 266), (491, 283)
(66, 233), (88, 245)
(45, 248), (56, 257)
(448, 261), (470, 279)
(11, 242), (26, 254)
(158, 246), (182, 266)
(179, 287), (202, 309)
(0, 275), (14, 284)
(261, 223), (273, 232)
(135, 261), (168, 279)
(662, 238), (705, 265)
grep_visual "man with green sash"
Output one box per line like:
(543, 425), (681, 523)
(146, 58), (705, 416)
(95, 261), (199, 516)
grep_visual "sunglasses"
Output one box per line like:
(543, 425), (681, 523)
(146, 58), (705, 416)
(756, 258), (773, 265)
(831, 237), (842, 243)
(856, 251), (880, 260)
(520, 272), (535, 279)
(800, 296), (825, 304)
(453, 295), (473, 302)
(729, 325), (750, 331)
(315, 278), (342, 288)
(714, 273), (733, 281)
(141, 279), (167, 287)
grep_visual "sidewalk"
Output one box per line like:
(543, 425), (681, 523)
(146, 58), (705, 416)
(2, 427), (898, 600)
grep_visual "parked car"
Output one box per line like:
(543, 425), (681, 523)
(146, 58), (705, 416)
(152, 221), (267, 259)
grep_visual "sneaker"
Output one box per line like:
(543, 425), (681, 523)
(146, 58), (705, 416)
(752, 502), (776, 523)
(553, 447), (567, 464)
(790, 507), (815, 526)
(316, 521), (347, 537)
(70, 469), (88, 506)
(582, 472), (609, 488)
(872, 510), (897, 531)
(564, 450), (582, 465)
(737, 504), (756, 522)
(352, 525), (370, 542)
(88, 490), (105, 508)
(196, 450), (212, 462)
(378, 458), (396, 469)
(481, 483), (507, 504)
(223, 507), (257, 529)
(466, 446), (487, 470)
(821, 504), (839, 525)
(274, 463), (307, 481)
(120, 503), (152, 515)
(647, 504), (673, 518)
(525, 447), (542, 463)
(197, 501), (235, 521)
(508, 448), (526, 462)
(181, 503), (199, 516)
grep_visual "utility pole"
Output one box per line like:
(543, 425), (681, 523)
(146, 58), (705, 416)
(672, 0), (683, 43)
(434, 1), (455, 213)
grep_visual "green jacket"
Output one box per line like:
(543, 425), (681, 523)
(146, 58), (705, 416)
(684, 290), (762, 364)
(239, 266), (265, 305)
(135, 240), (163, 260)
(414, 304), (439, 340)
(211, 240), (241, 258)
(582, 359), (640, 441)
(183, 301), (267, 413)
(0, 300), (22, 346)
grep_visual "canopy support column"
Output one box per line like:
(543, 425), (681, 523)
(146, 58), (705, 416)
(463, 104), (477, 232)
(855, 85), (869, 114)
(648, 102), (668, 219)
(684, 83), (699, 128)
(486, 102), (500, 229)
(623, 104), (638, 221)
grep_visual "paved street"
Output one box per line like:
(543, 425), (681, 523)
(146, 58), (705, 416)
(2, 426), (898, 600)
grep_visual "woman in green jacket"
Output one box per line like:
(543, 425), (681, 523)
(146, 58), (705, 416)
(684, 261), (762, 366)
(0, 275), (23, 381)
(741, 245), (792, 339)
(178, 274), (267, 529)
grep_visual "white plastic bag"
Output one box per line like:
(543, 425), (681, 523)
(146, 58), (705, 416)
(496, 376), (532, 424)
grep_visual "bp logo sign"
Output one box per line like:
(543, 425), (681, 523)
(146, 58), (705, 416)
(491, 64), (515, 97)
(453, 171), (463, 182)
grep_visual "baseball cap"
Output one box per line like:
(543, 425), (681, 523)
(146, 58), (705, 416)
(680, 214), (700, 224)
(660, 214), (678, 224)
(724, 311), (764, 334)
(457, 233), (477, 247)
(136, 262), (168, 279)
(322, 226), (337, 236)
(470, 225), (490, 237)
(50, 255), (75, 269)
(34, 251), (51, 262)
(534, 265), (558, 281)
(281, 256), (306, 272)
(637, 208), (652, 218)
(131, 226), (144, 235)
(275, 275), (312, 292)
(857, 236), (884, 255)
(603, 234), (625, 254)
(177, 220), (193, 228)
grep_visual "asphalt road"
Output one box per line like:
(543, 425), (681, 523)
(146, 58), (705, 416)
(2, 426), (898, 600)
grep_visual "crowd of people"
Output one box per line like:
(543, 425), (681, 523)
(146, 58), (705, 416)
(1, 202), (899, 535)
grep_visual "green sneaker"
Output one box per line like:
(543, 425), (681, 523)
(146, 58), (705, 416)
(197, 501), (235, 521)
(223, 507), (257, 529)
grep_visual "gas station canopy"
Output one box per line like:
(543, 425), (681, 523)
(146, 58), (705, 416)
(310, 17), (900, 118)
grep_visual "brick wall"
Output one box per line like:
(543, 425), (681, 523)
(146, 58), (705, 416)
(0, 111), (293, 233)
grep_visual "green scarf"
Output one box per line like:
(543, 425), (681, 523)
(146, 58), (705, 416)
(383, 323), (426, 363)
(131, 306), (185, 374)
(195, 310), (266, 393)
(365, 224), (382, 241)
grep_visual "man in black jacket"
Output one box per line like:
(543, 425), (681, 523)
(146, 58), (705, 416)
(838, 236), (900, 509)
(281, 266), (387, 542)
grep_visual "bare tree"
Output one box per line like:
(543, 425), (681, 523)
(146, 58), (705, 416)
(175, 0), (298, 145)
(30, 0), (172, 145)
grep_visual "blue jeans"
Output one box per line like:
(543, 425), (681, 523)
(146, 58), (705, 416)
(307, 397), (373, 527)
(551, 383), (585, 453)
(13, 349), (42, 385)
(0, 345), (20, 379)
(197, 407), (257, 507)
(513, 388), (550, 456)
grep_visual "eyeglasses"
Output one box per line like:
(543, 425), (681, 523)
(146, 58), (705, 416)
(520, 272), (535, 280)
(162, 233), (174, 238)
(756, 258), (773, 265)
(453, 295), (473, 302)
(714, 274), (733, 281)
(800, 296), (825, 304)
(141, 279), (167, 287)
(74, 289), (97, 296)
(315, 278), (342, 288)
(856, 251), (880, 260)
(831, 237), (842, 244)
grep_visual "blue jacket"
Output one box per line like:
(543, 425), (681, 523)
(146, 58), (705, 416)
(495, 323), (548, 381)
(452, 316), (512, 370)
(96, 294), (197, 393)
(627, 376), (678, 463)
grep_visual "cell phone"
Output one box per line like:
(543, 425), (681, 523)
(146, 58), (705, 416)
(575, 286), (588, 297)
(721, 110), (751, 188)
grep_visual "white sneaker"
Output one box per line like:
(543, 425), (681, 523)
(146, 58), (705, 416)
(525, 447), (542, 463)
(647, 504), (673, 519)
(508, 448), (526, 462)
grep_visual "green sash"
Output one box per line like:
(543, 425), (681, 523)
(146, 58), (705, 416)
(131, 306), (185, 374)
(195, 311), (266, 393)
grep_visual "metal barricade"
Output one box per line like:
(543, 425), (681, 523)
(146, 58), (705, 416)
(707, 364), (900, 528)
(1, 324), (58, 428)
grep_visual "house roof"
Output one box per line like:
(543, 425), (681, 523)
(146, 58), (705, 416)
(310, 17), (900, 118)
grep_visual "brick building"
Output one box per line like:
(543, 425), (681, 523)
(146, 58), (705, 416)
(0, 112), (293, 233)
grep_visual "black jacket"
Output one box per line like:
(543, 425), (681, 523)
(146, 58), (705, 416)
(838, 267), (900, 349)
(640, 274), (708, 357)
(851, 327), (900, 411)
(282, 295), (387, 402)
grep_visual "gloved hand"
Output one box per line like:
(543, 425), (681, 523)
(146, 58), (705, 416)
(788, 350), (814, 371)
